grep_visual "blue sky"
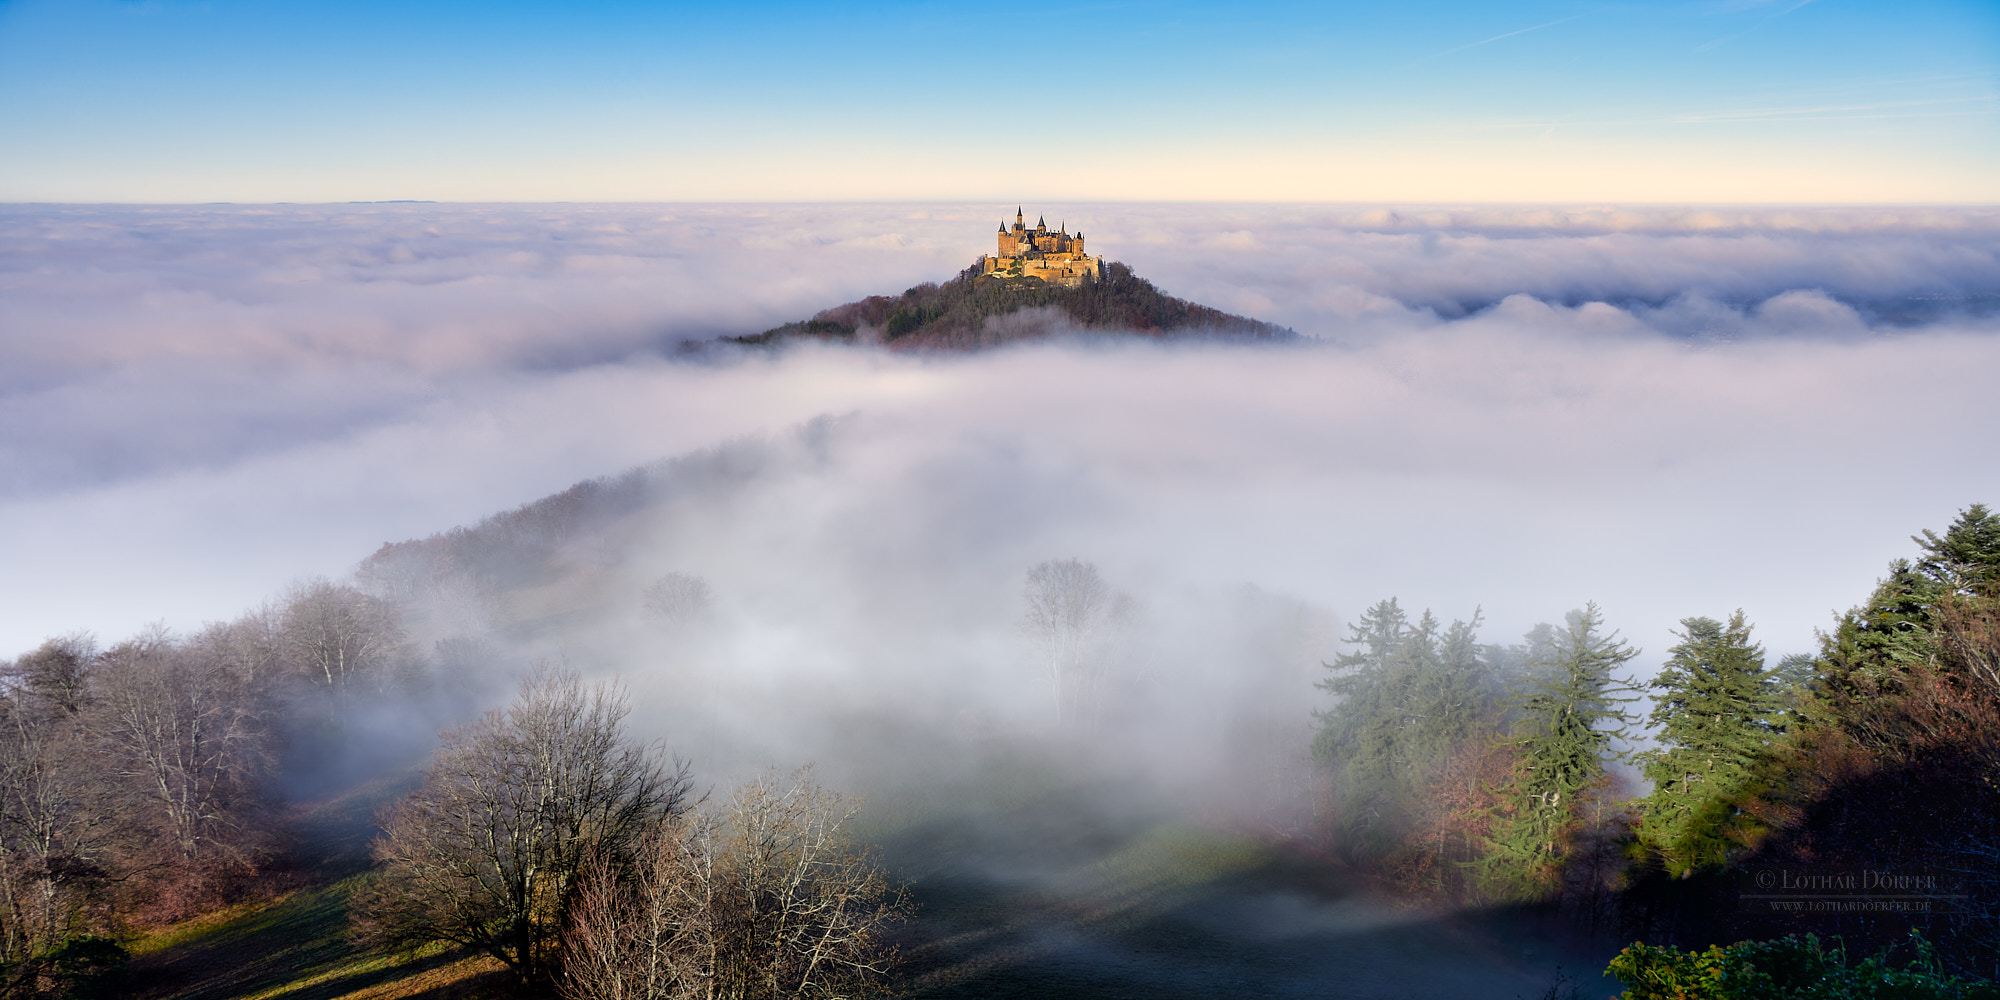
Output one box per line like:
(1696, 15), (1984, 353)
(1, 0), (1995, 202)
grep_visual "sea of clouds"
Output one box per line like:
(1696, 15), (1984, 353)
(4, 201), (1998, 696)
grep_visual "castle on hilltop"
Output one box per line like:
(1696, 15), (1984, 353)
(979, 207), (1102, 288)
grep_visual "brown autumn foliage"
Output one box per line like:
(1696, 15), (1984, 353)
(1384, 722), (1516, 902)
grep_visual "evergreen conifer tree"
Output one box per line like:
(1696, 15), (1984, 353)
(1312, 597), (1410, 765)
(1314, 601), (1494, 859)
(1914, 502), (2000, 597)
(1407, 611), (1490, 774)
(1313, 599), (1413, 854)
(1484, 603), (1639, 896)
(1637, 610), (1784, 875)
(1820, 504), (2000, 688)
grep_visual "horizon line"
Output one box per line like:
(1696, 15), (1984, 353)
(6, 198), (2000, 209)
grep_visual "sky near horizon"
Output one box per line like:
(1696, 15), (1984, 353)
(1, 0), (1995, 204)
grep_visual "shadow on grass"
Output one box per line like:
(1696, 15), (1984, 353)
(129, 872), (513, 1000)
(867, 758), (1620, 1000)
(129, 869), (518, 1000)
(128, 878), (365, 999)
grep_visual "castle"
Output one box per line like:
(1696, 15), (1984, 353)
(979, 207), (1102, 288)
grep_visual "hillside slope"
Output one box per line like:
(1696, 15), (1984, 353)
(730, 262), (1293, 350)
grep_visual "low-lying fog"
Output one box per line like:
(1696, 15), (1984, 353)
(6, 202), (1996, 668)
(7, 201), (1998, 995)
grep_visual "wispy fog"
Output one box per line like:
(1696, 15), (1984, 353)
(4, 201), (1998, 700)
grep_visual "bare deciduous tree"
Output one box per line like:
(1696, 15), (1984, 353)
(563, 768), (907, 1000)
(90, 628), (271, 863)
(279, 579), (408, 701)
(1021, 559), (1124, 727)
(644, 573), (716, 634)
(0, 692), (105, 996)
(191, 604), (282, 688)
(7, 634), (97, 717)
(361, 667), (692, 985)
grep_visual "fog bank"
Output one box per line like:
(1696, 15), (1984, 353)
(3, 202), (1997, 690)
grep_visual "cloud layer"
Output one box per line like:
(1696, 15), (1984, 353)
(4, 202), (1998, 709)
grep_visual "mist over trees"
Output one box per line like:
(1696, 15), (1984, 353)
(1310, 599), (1640, 909)
(645, 573), (717, 634)
(0, 560), (499, 994)
(2, 201), (1997, 999)
(1306, 504), (2000, 980)
(1486, 604), (1640, 899)
(1, 397), (1993, 995)
(1020, 559), (1132, 729)
(1312, 600), (1496, 866)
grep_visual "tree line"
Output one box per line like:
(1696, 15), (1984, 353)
(0, 571), (907, 998)
(1310, 503), (2000, 978)
(0, 577), (424, 995)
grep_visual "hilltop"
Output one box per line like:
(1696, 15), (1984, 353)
(729, 260), (1294, 350)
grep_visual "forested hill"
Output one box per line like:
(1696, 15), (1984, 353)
(728, 261), (1295, 350)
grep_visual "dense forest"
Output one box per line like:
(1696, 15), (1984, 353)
(728, 261), (1294, 350)
(3, 421), (1995, 997)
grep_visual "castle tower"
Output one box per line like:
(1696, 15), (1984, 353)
(985, 208), (1100, 287)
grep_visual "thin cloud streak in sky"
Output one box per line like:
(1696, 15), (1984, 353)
(1410, 13), (1586, 65)
(1695, 0), (1823, 52)
(1471, 98), (1998, 131)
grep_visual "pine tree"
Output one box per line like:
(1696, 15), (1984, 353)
(1821, 505), (2000, 684)
(1313, 601), (1494, 860)
(1484, 603), (1639, 897)
(1404, 611), (1491, 776)
(1637, 610), (1784, 875)
(1312, 597), (1410, 767)
(1913, 502), (2000, 597)
(1313, 599), (1413, 854)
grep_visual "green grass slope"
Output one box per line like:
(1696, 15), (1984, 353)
(124, 774), (513, 1000)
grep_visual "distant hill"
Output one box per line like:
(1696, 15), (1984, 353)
(729, 261), (1293, 350)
